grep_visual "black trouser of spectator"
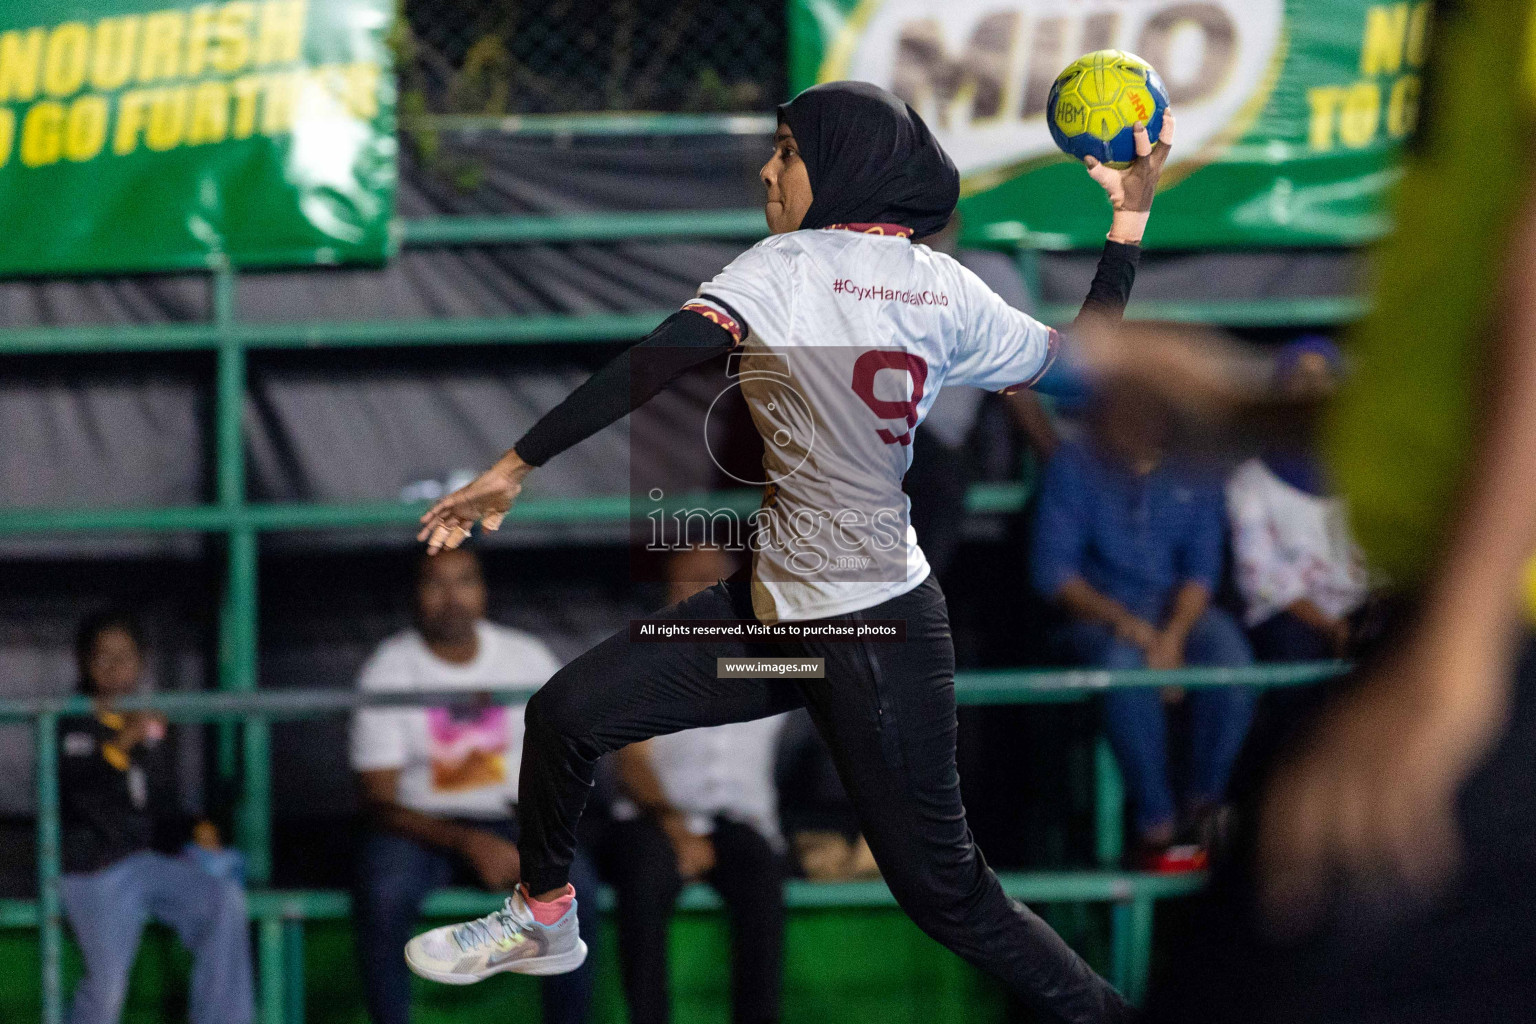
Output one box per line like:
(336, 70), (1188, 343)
(597, 815), (785, 1024)
(1248, 610), (1334, 662)
(1235, 610), (1345, 809)
(517, 573), (1132, 1024)
(1146, 635), (1536, 1024)
(905, 431), (970, 579)
(776, 709), (861, 839)
(352, 816), (599, 1024)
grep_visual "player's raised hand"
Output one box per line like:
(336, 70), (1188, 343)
(417, 449), (532, 554)
(1084, 109), (1176, 213)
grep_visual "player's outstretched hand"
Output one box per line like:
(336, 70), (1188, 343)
(1257, 620), (1510, 936)
(1084, 109), (1176, 213)
(417, 449), (532, 554)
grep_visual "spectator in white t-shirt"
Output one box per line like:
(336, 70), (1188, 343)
(349, 548), (598, 1024)
(1227, 336), (1371, 661)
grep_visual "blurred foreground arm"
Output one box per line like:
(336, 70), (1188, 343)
(1258, 188), (1536, 930)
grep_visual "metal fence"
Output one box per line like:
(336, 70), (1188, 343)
(5, 663), (1345, 1024)
(399, 0), (787, 116)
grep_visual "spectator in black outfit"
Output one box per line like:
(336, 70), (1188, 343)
(774, 710), (879, 881)
(905, 215), (1060, 582)
(58, 610), (253, 1024)
(593, 547), (788, 1024)
(601, 718), (789, 1024)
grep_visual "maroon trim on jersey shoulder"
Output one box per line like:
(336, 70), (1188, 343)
(998, 328), (1062, 395)
(825, 223), (914, 238)
(681, 300), (743, 346)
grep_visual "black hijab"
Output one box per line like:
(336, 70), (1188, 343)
(777, 81), (959, 238)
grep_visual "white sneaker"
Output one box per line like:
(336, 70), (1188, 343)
(404, 888), (588, 984)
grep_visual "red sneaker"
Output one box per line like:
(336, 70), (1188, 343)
(1138, 843), (1208, 874)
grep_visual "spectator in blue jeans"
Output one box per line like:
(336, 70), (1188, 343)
(350, 549), (597, 1024)
(59, 610), (253, 1024)
(1032, 389), (1254, 871)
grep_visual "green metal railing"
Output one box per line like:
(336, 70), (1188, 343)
(4, 663), (1346, 1024)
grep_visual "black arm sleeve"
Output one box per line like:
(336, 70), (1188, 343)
(1074, 239), (1141, 324)
(1032, 240), (1142, 397)
(512, 308), (739, 467)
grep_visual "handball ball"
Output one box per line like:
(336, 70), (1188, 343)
(1046, 50), (1168, 169)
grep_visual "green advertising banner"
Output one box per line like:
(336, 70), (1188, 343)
(0, 0), (395, 277)
(789, 0), (1427, 248)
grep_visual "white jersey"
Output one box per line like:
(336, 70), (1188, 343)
(689, 224), (1058, 622)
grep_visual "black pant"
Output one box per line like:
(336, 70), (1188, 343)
(1248, 610), (1334, 662)
(519, 574), (1131, 1024)
(1146, 636), (1536, 1024)
(597, 816), (784, 1024)
(905, 431), (970, 580)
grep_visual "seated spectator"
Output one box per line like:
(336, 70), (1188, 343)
(1227, 336), (1371, 660)
(59, 609), (253, 1024)
(600, 717), (789, 1024)
(1031, 387), (1255, 870)
(350, 548), (597, 1024)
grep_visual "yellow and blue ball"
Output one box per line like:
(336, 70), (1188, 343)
(1046, 50), (1168, 169)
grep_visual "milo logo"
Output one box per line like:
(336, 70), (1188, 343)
(820, 0), (1284, 183)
